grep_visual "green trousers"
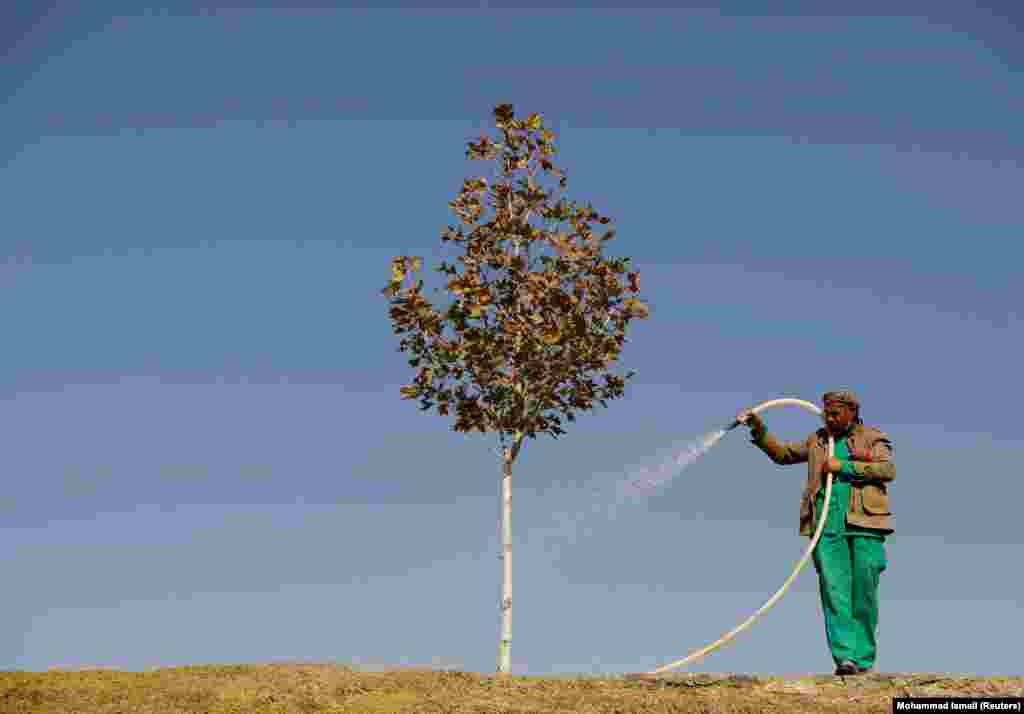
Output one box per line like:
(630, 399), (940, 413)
(812, 534), (887, 669)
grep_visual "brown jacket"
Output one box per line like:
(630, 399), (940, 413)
(751, 421), (895, 536)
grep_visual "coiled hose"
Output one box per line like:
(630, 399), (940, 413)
(646, 397), (834, 675)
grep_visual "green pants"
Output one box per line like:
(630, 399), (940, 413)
(812, 534), (887, 669)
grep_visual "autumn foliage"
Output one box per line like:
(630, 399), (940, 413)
(382, 103), (648, 450)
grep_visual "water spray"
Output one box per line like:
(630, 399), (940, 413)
(644, 397), (835, 676)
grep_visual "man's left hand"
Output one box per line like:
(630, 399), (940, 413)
(822, 457), (843, 475)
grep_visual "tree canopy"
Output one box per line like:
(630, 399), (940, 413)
(383, 103), (649, 451)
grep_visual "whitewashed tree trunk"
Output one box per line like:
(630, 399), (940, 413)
(499, 210), (524, 677)
(497, 447), (513, 675)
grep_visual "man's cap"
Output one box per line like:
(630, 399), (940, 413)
(823, 389), (860, 408)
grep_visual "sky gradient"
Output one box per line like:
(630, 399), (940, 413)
(2, 2), (1022, 677)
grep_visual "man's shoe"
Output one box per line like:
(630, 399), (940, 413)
(834, 661), (857, 676)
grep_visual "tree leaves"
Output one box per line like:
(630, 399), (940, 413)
(623, 298), (650, 319)
(382, 103), (649, 444)
(494, 103), (515, 127)
(391, 257), (406, 283)
(542, 326), (561, 345)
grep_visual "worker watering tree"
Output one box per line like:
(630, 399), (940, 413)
(736, 390), (895, 676)
(381, 103), (649, 676)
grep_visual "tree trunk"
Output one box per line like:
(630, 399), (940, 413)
(497, 445), (514, 675)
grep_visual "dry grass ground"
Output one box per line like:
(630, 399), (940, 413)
(1, 664), (1022, 713)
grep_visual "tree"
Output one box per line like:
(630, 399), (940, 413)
(382, 103), (649, 676)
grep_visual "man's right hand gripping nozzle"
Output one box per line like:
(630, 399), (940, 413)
(735, 409), (765, 434)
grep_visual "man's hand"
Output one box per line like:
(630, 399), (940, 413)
(735, 410), (764, 433)
(821, 457), (843, 475)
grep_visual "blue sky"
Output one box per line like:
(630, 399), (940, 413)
(2, 2), (1021, 677)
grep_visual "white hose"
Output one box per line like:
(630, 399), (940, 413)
(646, 397), (834, 675)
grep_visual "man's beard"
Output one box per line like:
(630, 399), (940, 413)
(828, 421), (852, 436)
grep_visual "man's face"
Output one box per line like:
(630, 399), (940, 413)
(824, 401), (856, 435)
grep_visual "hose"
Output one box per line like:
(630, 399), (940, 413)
(646, 397), (835, 675)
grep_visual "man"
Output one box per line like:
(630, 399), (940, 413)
(736, 390), (895, 676)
